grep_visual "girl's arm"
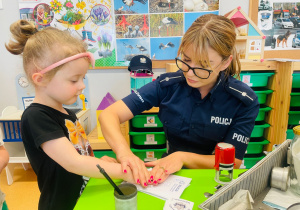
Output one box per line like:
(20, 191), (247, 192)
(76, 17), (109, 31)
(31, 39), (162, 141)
(0, 146), (9, 173)
(99, 100), (150, 187)
(41, 137), (135, 183)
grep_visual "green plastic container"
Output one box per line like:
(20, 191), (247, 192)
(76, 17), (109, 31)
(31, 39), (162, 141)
(287, 128), (294, 139)
(131, 114), (163, 128)
(290, 92), (300, 107)
(240, 72), (274, 87)
(292, 72), (300, 88)
(253, 88), (273, 104)
(288, 110), (300, 125)
(129, 131), (166, 145)
(256, 105), (272, 121)
(243, 153), (266, 169)
(246, 138), (269, 154)
(131, 148), (166, 162)
(251, 122), (270, 138)
(94, 150), (116, 159)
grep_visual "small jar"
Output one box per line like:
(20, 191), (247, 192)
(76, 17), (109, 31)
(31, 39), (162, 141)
(289, 125), (300, 195)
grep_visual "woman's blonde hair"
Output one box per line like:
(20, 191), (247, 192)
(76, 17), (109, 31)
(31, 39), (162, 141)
(178, 14), (241, 79)
(5, 20), (87, 83)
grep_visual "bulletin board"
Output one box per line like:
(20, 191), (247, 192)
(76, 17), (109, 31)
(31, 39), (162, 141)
(249, 0), (300, 59)
(18, 0), (220, 69)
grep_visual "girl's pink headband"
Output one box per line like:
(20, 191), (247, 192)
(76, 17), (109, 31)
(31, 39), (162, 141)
(39, 52), (95, 74)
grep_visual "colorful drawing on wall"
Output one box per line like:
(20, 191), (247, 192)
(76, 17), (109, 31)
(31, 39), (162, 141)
(257, 0), (300, 51)
(19, 0), (220, 66)
(19, 0), (126, 67)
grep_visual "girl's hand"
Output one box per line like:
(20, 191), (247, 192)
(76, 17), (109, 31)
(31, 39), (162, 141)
(99, 155), (118, 163)
(117, 152), (150, 188)
(145, 152), (184, 185)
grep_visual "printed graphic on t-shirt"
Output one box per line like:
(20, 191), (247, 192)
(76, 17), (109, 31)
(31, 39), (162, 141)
(65, 119), (94, 157)
(65, 119), (94, 195)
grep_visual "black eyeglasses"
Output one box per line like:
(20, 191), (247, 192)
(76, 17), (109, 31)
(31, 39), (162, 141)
(175, 57), (214, 79)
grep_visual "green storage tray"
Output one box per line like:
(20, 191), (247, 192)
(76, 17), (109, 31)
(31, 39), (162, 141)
(287, 128), (294, 139)
(253, 88), (273, 104)
(292, 72), (300, 88)
(131, 148), (166, 162)
(131, 114), (163, 128)
(246, 138), (269, 154)
(251, 122), (270, 138)
(94, 150), (116, 159)
(288, 110), (300, 125)
(256, 105), (272, 121)
(129, 131), (166, 145)
(240, 72), (274, 87)
(243, 153), (266, 169)
(290, 92), (300, 107)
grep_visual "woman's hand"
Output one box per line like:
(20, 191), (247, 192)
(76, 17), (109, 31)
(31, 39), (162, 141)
(117, 152), (150, 188)
(145, 152), (184, 185)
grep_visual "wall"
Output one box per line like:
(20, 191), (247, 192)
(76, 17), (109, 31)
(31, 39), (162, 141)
(0, 0), (249, 130)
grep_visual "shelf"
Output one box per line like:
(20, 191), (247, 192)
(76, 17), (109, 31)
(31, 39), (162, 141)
(89, 121), (129, 150)
(88, 127), (112, 150)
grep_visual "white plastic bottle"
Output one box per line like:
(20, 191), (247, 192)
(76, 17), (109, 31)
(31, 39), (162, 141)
(289, 125), (300, 195)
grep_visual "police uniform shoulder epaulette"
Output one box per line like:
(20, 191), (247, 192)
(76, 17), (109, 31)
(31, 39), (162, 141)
(225, 77), (258, 106)
(156, 71), (185, 88)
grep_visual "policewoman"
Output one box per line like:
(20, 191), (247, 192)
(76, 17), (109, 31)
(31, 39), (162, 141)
(99, 14), (259, 186)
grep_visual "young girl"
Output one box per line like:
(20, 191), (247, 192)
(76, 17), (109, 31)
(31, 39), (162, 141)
(5, 20), (136, 210)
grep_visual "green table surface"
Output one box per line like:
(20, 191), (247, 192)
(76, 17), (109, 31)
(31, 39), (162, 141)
(74, 169), (246, 210)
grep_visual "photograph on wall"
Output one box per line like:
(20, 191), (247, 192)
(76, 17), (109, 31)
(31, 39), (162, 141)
(114, 0), (219, 62)
(257, 0), (300, 51)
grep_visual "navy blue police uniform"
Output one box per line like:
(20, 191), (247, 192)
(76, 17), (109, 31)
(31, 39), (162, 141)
(122, 71), (259, 160)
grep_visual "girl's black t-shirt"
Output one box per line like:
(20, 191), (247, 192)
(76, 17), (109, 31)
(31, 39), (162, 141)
(21, 103), (94, 210)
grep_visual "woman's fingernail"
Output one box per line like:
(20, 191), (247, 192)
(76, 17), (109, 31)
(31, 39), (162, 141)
(158, 179), (161, 181)
(137, 179), (140, 184)
(148, 180), (151, 184)
(144, 182), (147, 187)
(124, 169), (127, 173)
(150, 175), (153, 180)
(154, 180), (157, 184)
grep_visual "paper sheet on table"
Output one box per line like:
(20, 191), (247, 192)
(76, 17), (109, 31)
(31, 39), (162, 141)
(134, 175), (192, 200)
(263, 188), (300, 210)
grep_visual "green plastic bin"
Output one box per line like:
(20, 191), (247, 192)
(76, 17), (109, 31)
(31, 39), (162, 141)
(288, 110), (300, 125)
(129, 131), (166, 146)
(94, 150), (116, 159)
(256, 105), (272, 121)
(287, 128), (294, 139)
(246, 138), (269, 154)
(253, 88), (273, 104)
(251, 122), (270, 138)
(243, 153), (266, 169)
(240, 72), (274, 87)
(131, 114), (163, 128)
(290, 92), (300, 107)
(131, 148), (166, 162)
(292, 72), (300, 88)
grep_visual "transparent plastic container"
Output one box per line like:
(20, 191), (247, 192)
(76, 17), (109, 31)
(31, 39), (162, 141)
(289, 125), (300, 195)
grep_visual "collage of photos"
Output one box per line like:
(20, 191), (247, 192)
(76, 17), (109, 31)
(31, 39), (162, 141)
(257, 0), (300, 50)
(18, 0), (220, 66)
(114, 0), (219, 61)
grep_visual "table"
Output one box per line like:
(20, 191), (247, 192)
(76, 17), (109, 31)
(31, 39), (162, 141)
(74, 169), (246, 210)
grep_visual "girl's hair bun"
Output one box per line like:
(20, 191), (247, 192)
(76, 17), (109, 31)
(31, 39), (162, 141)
(5, 20), (38, 55)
